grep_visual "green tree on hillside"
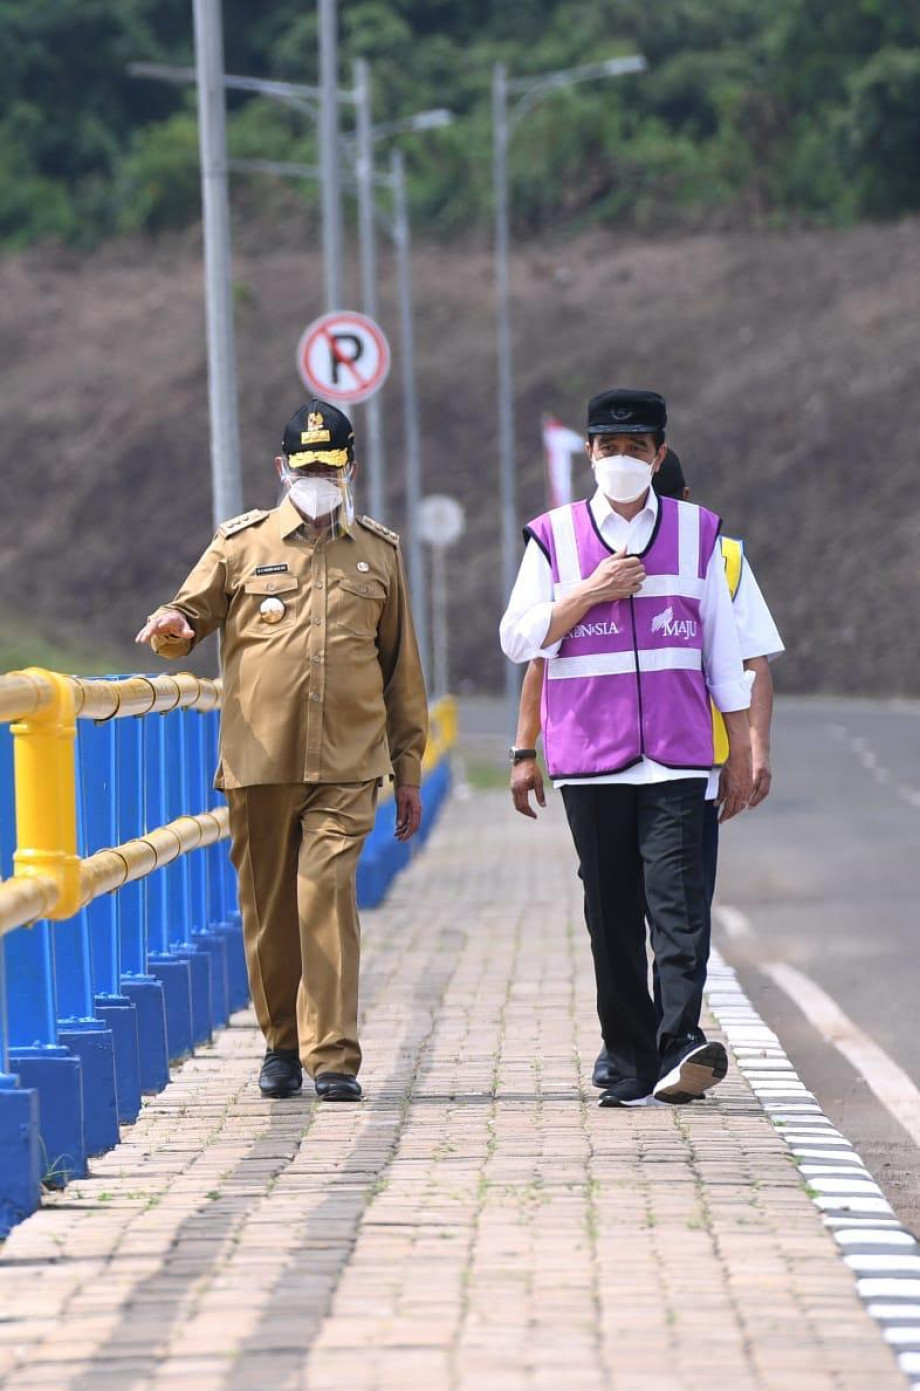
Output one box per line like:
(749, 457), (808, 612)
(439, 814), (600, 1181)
(0, 0), (918, 248)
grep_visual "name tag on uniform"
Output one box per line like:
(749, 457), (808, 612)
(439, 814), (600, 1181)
(255, 563), (289, 575)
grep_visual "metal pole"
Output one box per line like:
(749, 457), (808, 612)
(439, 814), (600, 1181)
(391, 149), (429, 684)
(318, 0), (343, 312)
(493, 62), (519, 736)
(354, 58), (386, 520)
(431, 545), (448, 699)
(192, 0), (242, 527)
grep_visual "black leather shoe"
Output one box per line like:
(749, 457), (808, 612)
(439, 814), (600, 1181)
(315, 1072), (363, 1102)
(598, 1077), (653, 1108)
(592, 1046), (619, 1089)
(259, 1049), (303, 1098)
(653, 1035), (728, 1104)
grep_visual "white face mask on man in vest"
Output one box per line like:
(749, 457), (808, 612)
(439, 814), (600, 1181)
(589, 434), (664, 508)
(593, 454), (656, 505)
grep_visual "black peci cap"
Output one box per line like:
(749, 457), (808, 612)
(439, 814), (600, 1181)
(587, 388), (667, 437)
(282, 400), (355, 469)
(653, 447), (687, 500)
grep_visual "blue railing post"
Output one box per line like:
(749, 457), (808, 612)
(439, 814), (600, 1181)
(115, 715), (169, 1094)
(1, 726), (85, 1187)
(77, 714), (141, 1124)
(0, 935), (41, 1235)
(52, 744), (119, 1158)
(143, 711), (194, 1060)
(184, 709), (229, 1027)
(161, 701), (212, 1046)
(202, 710), (247, 1011)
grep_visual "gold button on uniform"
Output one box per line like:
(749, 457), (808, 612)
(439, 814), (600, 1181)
(260, 596), (285, 624)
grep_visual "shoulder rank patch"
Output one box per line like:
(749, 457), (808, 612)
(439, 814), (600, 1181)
(357, 514), (400, 547)
(219, 509), (269, 538)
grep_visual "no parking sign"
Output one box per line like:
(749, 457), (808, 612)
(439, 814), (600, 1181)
(296, 310), (391, 405)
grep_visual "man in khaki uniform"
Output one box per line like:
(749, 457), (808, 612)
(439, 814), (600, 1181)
(136, 401), (428, 1101)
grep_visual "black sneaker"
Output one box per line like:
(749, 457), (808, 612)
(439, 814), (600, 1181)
(598, 1077), (653, 1108)
(592, 1046), (618, 1089)
(653, 1036), (728, 1104)
(259, 1048), (303, 1099)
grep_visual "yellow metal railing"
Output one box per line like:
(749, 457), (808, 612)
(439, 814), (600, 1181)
(0, 669), (224, 936)
(0, 671), (455, 935)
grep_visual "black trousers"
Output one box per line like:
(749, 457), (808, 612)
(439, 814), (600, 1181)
(652, 798), (719, 1019)
(561, 779), (709, 1086)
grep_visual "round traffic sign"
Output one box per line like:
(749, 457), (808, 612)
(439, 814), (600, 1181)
(296, 310), (391, 405)
(419, 494), (466, 548)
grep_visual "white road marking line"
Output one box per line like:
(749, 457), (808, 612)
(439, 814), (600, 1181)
(810, 1177), (883, 1194)
(815, 1196), (895, 1214)
(824, 719), (920, 809)
(846, 1255), (920, 1273)
(827, 1217), (902, 1228)
(800, 1165), (873, 1178)
(714, 905), (754, 940)
(859, 1279), (920, 1298)
(793, 1149), (865, 1162)
(704, 944), (919, 1361)
(834, 1230), (918, 1247)
(717, 903), (920, 1148)
(869, 1305), (920, 1319)
(763, 959), (920, 1149)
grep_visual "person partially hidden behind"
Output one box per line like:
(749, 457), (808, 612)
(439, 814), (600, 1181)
(500, 389), (753, 1108)
(136, 401), (428, 1103)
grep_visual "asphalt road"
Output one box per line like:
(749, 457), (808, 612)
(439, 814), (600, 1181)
(716, 696), (920, 1233)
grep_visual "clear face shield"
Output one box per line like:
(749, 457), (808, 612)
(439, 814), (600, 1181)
(278, 458), (356, 540)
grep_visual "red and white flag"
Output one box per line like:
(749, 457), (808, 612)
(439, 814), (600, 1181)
(542, 416), (584, 509)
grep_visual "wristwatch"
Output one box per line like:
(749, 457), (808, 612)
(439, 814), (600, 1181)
(509, 746), (538, 765)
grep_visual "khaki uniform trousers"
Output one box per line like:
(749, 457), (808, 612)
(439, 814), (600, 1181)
(226, 781), (378, 1077)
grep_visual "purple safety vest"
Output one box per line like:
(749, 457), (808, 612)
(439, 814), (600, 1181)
(526, 496), (721, 779)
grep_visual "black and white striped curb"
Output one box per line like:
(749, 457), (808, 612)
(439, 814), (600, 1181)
(706, 949), (920, 1388)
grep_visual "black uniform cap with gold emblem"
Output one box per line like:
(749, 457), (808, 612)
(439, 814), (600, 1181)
(282, 399), (356, 469)
(587, 388), (667, 437)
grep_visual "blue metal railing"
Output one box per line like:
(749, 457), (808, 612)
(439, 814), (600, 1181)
(0, 672), (454, 1237)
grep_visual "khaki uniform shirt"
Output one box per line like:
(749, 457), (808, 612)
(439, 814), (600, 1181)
(150, 497), (428, 790)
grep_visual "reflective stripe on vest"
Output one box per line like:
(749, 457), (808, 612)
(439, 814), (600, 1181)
(532, 497), (720, 777)
(712, 536), (745, 765)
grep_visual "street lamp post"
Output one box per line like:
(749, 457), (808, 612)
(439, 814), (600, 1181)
(391, 149), (429, 682)
(353, 58), (385, 520)
(190, 0), (242, 528)
(318, 0), (343, 312)
(493, 53), (647, 737)
(350, 65), (452, 523)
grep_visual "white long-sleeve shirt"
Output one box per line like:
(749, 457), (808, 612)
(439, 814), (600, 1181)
(499, 488), (752, 787)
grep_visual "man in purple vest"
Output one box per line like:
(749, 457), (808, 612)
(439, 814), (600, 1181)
(500, 388), (753, 1107)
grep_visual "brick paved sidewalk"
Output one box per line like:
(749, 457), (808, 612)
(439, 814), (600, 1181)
(0, 790), (906, 1391)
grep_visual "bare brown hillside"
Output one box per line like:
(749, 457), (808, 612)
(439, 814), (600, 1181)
(2, 220), (920, 697)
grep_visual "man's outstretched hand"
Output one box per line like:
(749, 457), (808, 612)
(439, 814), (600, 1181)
(395, 785), (422, 842)
(135, 609), (194, 649)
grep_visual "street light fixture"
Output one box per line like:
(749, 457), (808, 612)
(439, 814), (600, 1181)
(493, 52), (647, 737)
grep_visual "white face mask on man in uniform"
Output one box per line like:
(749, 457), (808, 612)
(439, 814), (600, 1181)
(274, 459), (357, 540)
